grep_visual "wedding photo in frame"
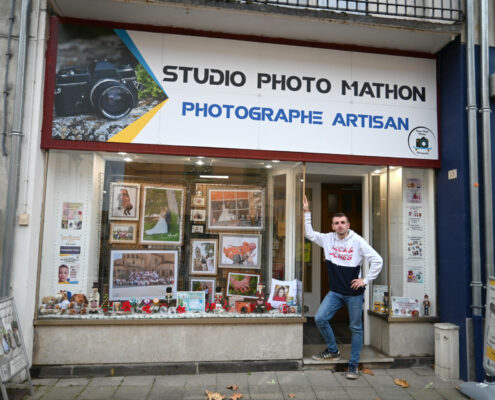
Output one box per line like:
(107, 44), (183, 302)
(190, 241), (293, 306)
(219, 234), (262, 269)
(109, 250), (178, 301)
(227, 272), (260, 299)
(109, 183), (140, 221)
(140, 185), (185, 245)
(190, 239), (218, 275)
(109, 222), (138, 244)
(207, 188), (264, 230)
(190, 278), (216, 303)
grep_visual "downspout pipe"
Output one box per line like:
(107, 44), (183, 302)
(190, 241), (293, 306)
(0, 0), (32, 298)
(480, 0), (494, 279)
(466, 0), (484, 382)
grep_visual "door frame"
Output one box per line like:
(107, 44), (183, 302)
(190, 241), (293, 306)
(303, 172), (372, 346)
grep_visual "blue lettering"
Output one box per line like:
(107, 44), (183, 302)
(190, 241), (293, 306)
(208, 104), (221, 118)
(332, 113), (346, 126)
(346, 113), (358, 127)
(312, 111), (323, 125)
(289, 109), (300, 122)
(182, 102), (194, 115)
(384, 117), (398, 130)
(235, 106), (248, 119)
(372, 115), (383, 129)
(398, 117), (409, 131)
(274, 109), (288, 122)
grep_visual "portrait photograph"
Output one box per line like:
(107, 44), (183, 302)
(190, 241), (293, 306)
(109, 222), (137, 244)
(227, 272), (260, 299)
(219, 234), (261, 269)
(109, 183), (140, 221)
(140, 186), (185, 245)
(190, 279), (216, 303)
(190, 239), (218, 275)
(191, 209), (206, 222)
(109, 250), (178, 301)
(191, 225), (204, 234)
(207, 188), (264, 230)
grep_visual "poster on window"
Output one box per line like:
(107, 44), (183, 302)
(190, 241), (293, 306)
(484, 277), (495, 375)
(0, 298), (29, 383)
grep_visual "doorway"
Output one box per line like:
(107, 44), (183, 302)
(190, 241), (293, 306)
(303, 176), (363, 348)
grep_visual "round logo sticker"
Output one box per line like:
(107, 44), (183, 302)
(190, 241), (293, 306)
(408, 126), (435, 156)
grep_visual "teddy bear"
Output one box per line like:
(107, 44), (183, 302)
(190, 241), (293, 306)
(55, 290), (70, 314)
(69, 293), (88, 315)
(39, 296), (58, 314)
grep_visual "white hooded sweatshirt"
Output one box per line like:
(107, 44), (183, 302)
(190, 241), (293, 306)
(304, 212), (383, 296)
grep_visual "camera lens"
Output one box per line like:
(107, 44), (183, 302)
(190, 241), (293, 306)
(90, 80), (134, 120)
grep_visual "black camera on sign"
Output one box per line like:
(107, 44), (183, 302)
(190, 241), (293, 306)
(54, 60), (144, 120)
(416, 137), (429, 149)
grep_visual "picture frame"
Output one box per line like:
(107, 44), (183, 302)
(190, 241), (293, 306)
(190, 279), (216, 303)
(177, 291), (205, 312)
(190, 239), (218, 275)
(109, 250), (178, 301)
(226, 272), (260, 298)
(109, 222), (138, 244)
(140, 186), (185, 245)
(191, 225), (204, 234)
(191, 209), (206, 222)
(219, 234), (262, 269)
(109, 183), (140, 221)
(193, 196), (206, 207)
(207, 188), (264, 230)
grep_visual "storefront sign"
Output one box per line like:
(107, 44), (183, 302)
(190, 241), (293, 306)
(47, 22), (438, 161)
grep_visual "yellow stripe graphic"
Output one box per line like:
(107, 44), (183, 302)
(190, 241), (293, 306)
(107, 99), (168, 143)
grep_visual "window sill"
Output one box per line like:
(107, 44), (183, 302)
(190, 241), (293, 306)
(367, 310), (439, 323)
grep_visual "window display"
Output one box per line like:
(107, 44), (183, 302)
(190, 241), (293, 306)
(37, 151), (304, 320)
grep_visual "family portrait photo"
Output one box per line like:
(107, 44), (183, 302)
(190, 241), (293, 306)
(109, 250), (178, 300)
(109, 222), (137, 244)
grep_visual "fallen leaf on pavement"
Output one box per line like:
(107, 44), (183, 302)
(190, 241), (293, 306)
(362, 368), (375, 376)
(288, 394), (296, 398)
(394, 378), (410, 388)
(229, 394), (243, 400)
(267, 379), (276, 384)
(205, 390), (226, 400)
(227, 385), (239, 391)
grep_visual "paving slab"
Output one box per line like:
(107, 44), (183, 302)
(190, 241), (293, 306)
(344, 386), (382, 400)
(22, 385), (52, 400)
(185, 373), (217, 389)
(154, 374), (188, 387)
(279, 385), (316, 399)
(76, 385), (118, 400)
(303, 370), (340, 387)
(312, 386), (350, 400)
(31, 378), (58, 386)
(147, 385), (185, 400)
(39, 385), (85, 400)
(88, 376), (124, 386)
(276, 371), (310, 385)
(249, 392), (284, 400)
(121, 375), (155, 386)
(112, 385), (152, 400)
(54, 377), (90, 387)
(247, 371), (279, 386)
(431, 387), (468, 400)
(333, 372), (371, 388)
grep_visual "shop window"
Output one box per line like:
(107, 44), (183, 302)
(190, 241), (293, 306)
(37, 151), (304, 320)
(369, 167), (436, 319)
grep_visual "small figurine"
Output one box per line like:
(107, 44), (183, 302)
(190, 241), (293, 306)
(151, 298), (161, 313)
(165, 287), (173, 304)
(383, 291), (389, 314)
(255, 284), (267, 313)
(57, 290), (70, 314)
(88, 286), (100, 314)
(423, 294), (431, 316)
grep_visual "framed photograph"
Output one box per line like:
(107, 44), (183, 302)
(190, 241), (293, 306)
(207, 188), (264, 230)
(140, 186), (185, 245)
(191, 225), (204, 234)
(227, 272), (260, 299)
(191, 209), (206, 222)
(109, 250), (178, 301)
(109, 222), (137, 244)
(190, 239), (218, 275)
(190, 279), (216, 303)
(219, 234), (261, 269)
(193, 196), (206, 207)
(109, 183), (140, 221)
(177, 291), (205, 312)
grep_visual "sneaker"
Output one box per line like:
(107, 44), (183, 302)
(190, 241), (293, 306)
(312, 349), (341, 361)
(345, 365), (359, 380)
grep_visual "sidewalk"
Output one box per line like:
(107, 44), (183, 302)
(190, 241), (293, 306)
(11, 366), (467, 400)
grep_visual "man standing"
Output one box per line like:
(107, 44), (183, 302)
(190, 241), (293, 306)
(303, 195), (382, 379)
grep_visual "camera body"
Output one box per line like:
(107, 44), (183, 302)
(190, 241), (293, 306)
(416, 137), (429, 149)
(54, 60), (141, 120)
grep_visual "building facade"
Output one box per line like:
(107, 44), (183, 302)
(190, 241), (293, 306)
(3, 0), (492, 383)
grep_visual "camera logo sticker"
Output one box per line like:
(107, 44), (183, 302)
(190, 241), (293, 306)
(408, 126), (435, 156)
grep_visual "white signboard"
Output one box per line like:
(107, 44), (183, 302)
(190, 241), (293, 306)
(484, 277), (495, 375)
(52, 25), (438, 160)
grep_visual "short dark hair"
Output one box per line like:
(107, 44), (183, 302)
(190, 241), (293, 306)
(332, 213), (349, 223)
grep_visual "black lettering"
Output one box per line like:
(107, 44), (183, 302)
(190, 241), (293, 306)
(302, 76), (316, 92)
(209, 69), (224, 85)
(178, 66), (193, 83)
(163, 65), (178, 82)
(231, 71), (246, 87)
(258, 73), (271, 89)
(193, 68), (209, 84)
(316, 78), (331, 93)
